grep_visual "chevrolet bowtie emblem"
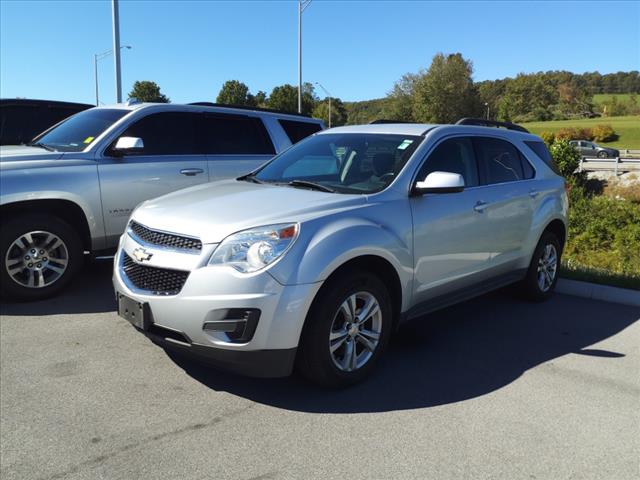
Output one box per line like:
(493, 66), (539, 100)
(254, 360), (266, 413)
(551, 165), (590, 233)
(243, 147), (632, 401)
(132, 247), (153, 262)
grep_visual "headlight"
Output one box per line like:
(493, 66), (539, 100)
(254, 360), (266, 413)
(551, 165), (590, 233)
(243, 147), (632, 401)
(208, 223), (299, 273)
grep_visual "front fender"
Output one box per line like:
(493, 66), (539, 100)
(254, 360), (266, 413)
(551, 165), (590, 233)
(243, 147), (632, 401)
(269, 214), (413, 311)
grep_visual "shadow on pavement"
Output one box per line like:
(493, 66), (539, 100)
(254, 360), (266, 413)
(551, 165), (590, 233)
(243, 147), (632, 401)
(0, 258), (116, 316)
(168, 291), (639, 414)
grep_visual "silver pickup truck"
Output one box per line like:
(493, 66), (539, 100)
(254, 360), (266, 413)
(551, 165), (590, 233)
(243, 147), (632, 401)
(0, 102), (323, 300)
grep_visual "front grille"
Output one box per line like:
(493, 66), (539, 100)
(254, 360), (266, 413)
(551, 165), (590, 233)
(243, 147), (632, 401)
(122, 253), (189, 295)
(129, 221), (202, 252)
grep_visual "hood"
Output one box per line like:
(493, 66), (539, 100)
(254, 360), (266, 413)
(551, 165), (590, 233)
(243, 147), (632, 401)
(0, 145), (64, 161)
(133, 179), (367, 244)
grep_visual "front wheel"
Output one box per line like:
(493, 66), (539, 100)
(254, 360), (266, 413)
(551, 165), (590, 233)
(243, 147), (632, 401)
(519, 232), (562, 301)
(597, 150), (608, 159)
(297, 271), (392, 388)
(0, 215), (83, 301)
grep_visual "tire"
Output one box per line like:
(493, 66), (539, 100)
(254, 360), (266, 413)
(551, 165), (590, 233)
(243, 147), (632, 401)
(0, 214), (83, 301)
(519, 231), (562, 302)
(297, 270), (393, 388)
(597, 150), (608, 159)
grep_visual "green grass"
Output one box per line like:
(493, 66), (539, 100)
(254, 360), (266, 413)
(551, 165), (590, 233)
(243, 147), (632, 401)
(592, 93), (635, 106)
(521, 115), (640, 149)
(560, 261), (640, 291)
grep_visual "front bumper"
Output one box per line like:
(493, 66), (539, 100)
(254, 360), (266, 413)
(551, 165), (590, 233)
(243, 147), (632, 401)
(113, 232), (322, 378)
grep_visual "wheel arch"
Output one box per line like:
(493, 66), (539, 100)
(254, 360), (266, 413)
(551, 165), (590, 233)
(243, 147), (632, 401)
(0, 199), (92, 251)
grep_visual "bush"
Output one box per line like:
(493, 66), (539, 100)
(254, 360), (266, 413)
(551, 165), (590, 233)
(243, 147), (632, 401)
(540, 131), (556, 146)
(549, 140), (581, 178)
(591, 124), (618, 142)
(554, 127), (594, 141)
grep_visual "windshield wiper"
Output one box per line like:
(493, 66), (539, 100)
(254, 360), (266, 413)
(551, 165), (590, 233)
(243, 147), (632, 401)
(237, 173), (265, 184)
(27, 142), (56, 152)
(287, 179), (335, 193)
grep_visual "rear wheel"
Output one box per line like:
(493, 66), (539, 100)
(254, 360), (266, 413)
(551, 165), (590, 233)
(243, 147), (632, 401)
(0, 215), (83, 301)
(520, 231), (562, 301)
(297, 271), (392, 388)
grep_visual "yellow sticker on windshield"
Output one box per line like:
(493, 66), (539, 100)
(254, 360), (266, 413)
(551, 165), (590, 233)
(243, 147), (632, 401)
(83, 136), (95, 144)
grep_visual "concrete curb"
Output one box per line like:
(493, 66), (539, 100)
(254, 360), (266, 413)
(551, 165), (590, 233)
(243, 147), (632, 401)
(556, 278), (640, 307)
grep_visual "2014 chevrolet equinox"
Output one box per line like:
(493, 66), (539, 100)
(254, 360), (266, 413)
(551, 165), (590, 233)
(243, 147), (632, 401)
(113, 119), (568, 387)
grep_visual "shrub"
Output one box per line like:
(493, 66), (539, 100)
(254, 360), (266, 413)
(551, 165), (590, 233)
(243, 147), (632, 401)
(591, 124), (618, 142)
(540, 131), (556, 146)
(554, 127), (593, 141)
(549, 140), (581, 178)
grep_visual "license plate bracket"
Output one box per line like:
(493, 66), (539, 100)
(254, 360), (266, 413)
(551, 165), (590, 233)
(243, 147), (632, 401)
(117, 294), (151, 330)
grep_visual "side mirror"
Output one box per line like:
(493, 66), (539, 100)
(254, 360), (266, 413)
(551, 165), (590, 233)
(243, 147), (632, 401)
(112, 136), (144, 156)
(413, 171), (465, 195)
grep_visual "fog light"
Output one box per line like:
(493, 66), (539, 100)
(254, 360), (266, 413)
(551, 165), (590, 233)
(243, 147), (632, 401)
(203, 308), (260, 343)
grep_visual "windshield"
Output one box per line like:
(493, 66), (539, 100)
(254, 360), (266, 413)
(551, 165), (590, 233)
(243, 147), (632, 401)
(253, 133), (423, 194)
(33, 108), (129, 152)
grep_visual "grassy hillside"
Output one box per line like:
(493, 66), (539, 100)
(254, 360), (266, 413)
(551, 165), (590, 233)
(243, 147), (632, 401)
(592, 93), (636, 105)
(521, 115), (640, 149)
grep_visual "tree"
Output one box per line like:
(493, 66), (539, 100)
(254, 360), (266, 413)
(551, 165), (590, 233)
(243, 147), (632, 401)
(254, 90), (267, 107)
(497, 74), (557, 121)
(383, 72), (419, 122)
(412, 53), (482, 123)
(312, 97), (347, 127)
(216, 80), (255, 106)
(128, 80), (169, 103)
(267, 83), (317, 115)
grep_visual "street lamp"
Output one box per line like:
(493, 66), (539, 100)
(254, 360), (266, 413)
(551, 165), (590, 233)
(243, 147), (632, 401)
(315, 82), (332, 128)
(298, 0), (312, 113)
(94, 45), (131, 106)
(484, 102), (490, 120)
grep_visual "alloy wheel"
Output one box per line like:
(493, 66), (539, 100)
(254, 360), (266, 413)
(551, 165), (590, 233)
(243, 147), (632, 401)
(329, 291), (383, 372)
(5, 230), (69, 289)
(537, 244), (558, 292)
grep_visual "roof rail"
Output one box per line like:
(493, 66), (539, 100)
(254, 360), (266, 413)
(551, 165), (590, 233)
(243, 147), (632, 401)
(455, 118), (529, 133)
(187, 102), (313, 118)
(369, 119), (416, 124)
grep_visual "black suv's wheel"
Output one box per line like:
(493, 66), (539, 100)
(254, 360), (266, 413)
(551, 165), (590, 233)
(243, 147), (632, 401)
(597, 150), (609, 159)
(0, 215), (82, 301)
(297, 270), (392, 388)
(520, 231), (562, 302)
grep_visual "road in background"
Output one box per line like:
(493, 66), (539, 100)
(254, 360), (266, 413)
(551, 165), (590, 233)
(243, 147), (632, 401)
(1, 260), (639, 480)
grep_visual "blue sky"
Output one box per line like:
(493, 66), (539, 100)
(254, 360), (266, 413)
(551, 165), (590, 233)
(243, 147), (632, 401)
(1, 0), (638, 105)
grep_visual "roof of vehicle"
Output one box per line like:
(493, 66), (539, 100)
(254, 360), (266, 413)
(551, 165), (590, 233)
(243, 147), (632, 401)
(319, 122), (541, 140)
(0, 98), (93, 109)
(92, 101), (323, 123)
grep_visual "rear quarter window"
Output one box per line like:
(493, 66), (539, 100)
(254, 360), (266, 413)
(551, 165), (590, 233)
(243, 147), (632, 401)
(524, 140), (560, 175)
(278, 119), (322, 144)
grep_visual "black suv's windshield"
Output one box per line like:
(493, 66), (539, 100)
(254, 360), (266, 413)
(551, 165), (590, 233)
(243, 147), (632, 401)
(33, 108), (129, 152)
(253, 133), (423, 194)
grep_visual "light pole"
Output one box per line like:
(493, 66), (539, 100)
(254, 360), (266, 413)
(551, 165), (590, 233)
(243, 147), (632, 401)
(112, 0), (123, 103)
(94, 46), (131, 106)
(484, 102), (490, 120)
(298, 0), (312, 113)
(315, 82), (332, 128)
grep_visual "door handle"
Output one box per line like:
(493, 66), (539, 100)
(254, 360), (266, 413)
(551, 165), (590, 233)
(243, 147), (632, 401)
(529, 189), (540, 199)
(473, 201), (488, 213)
(180, 168), (204, 176)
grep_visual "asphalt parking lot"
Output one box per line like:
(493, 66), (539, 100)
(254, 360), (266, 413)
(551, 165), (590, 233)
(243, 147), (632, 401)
(1, 259), (638, 480)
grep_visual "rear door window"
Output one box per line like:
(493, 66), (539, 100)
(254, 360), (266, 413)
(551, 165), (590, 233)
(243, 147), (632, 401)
(475, 137), (525, 184)
(278, 119), (322, 144)
(200, 114), (275, 155)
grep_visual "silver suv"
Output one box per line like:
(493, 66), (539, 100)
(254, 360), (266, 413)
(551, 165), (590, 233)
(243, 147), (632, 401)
(113, 119), (568, 387)
(0, 102), (322, 300)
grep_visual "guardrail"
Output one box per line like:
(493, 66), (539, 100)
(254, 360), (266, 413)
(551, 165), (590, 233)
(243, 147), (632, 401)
(619, 149), (640, 158)
(578, 156), (640, 174)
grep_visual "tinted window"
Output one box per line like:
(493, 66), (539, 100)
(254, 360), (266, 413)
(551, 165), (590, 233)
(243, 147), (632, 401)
(475, 137), (524, 184)
(200, 114), (275, 155)
(36, 108), (128, 152)
(254, 133), (422, 194)
(417, 137), (479, 187)
(278, 119), (322, 144)
(520, 152), (535, 179)
(120, 112), (199, 155)
(0, 105), (38, 145)
(524, 140), (560, 175)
